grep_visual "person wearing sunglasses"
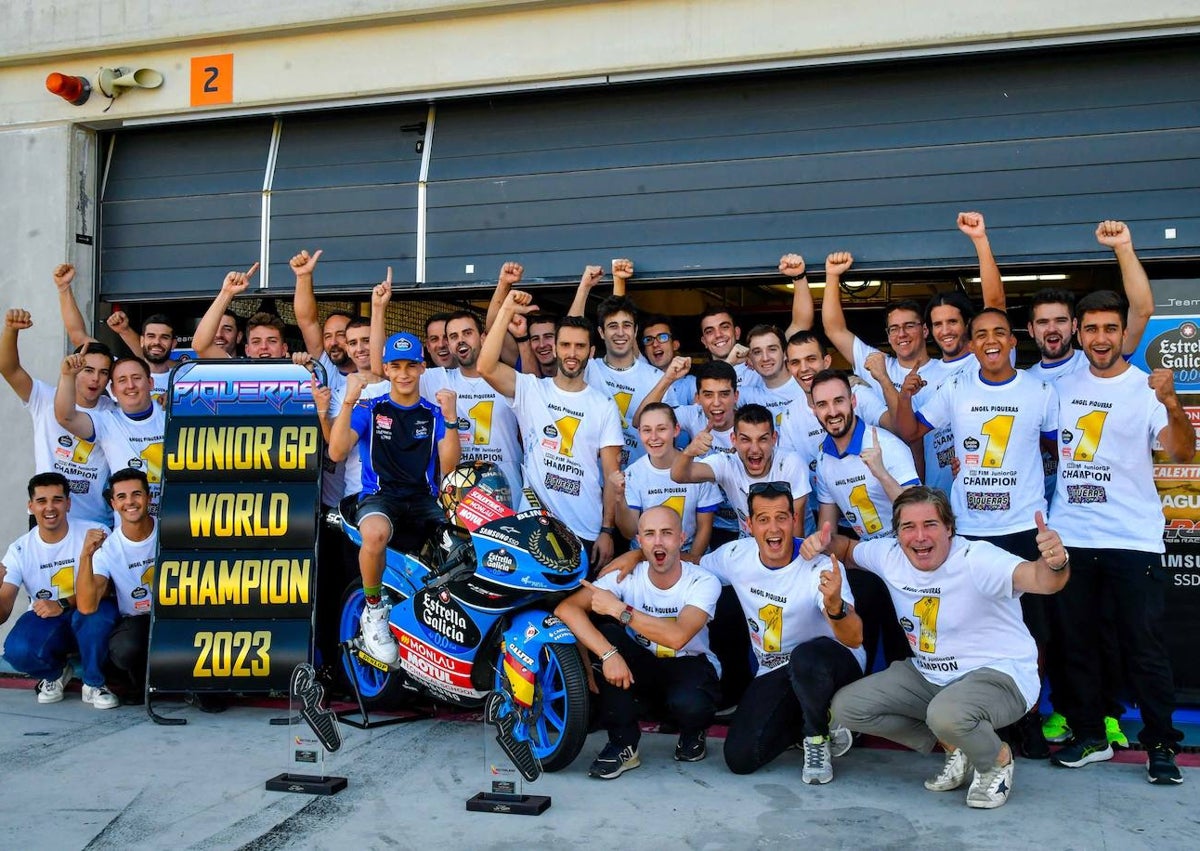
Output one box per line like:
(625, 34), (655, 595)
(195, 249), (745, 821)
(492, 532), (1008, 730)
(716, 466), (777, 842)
(639, 315), (696, 409)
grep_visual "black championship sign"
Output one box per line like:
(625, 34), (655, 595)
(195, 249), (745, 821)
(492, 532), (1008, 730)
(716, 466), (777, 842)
(146, 360), (322, 693)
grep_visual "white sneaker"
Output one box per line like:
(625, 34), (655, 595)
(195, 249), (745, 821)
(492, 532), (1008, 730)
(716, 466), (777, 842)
(82, 684), (120, 710)
(36, 664), (72, 704)
(360, 602), (398, 664)
(925, 747), (973, 792)
(966, 759), (1014, 809)
(830, 725), (853, 758)
(801, 735), (833, 785)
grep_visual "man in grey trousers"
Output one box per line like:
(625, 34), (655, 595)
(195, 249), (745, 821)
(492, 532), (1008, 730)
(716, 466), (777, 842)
(801, 486), (1070, 809)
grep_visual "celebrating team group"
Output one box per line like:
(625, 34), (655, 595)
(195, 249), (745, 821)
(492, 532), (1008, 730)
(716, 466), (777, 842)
(0, 211), (1191, 807)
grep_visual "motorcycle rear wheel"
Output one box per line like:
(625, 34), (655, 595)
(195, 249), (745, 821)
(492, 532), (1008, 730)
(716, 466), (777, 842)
(522, 643), (590, 772)
(338, 579), (408, 708)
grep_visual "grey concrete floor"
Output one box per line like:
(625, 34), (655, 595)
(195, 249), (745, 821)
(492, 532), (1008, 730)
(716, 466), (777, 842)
(0, 685), (1195, 851)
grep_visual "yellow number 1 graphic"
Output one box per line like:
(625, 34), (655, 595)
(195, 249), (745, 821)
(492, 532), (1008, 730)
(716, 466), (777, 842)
(467, 399), (493, 445)
(848, 483), (883, 534)
(612, 392), (633, 429)
(979, 414), (1014, 468)
(913, 596), (940, 653)
(554, 415), (581, 457)
(1072, 410), (1107, 462)
(758, 603), (783, 653)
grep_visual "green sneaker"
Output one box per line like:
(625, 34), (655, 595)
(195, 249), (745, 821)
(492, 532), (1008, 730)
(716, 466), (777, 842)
(1105, 716), (1129, 749)
(1042, 712), (1071, 744)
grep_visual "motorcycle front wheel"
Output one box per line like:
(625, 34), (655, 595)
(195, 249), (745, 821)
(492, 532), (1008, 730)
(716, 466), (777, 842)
(516, 642), (590, 772)
(338, 579), (408, 708)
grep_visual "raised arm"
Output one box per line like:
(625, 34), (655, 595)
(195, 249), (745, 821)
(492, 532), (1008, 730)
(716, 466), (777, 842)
(369, 269), (392, 377)
(779, 254), (813, 337)
(567, 265), (604, 318)
(1150, 368), (1197, 463)
(819, 555), (863, 648)
(74, 528), (110, 615)
(1096, 221), (1154, 354)
(194, 263), (258, 358)
(54, 354), (97, 438)
(434, 389), (462, 475)
(104, 310), (144, 357)
(608, 470), (639, 540)
(0, 309), (34, 403)
(958, 212), (1004, 310)
(53, 264), (92, 349)
(478, 287), (527, 399)
(611, 258), (633, 298)
(670, 426), (717, 484)
(820, 252), (859, 366)
(290, 249), (325, 359)
(892, 366), (930, 442)
(486, 261), (523, 333)
(631, 356), (691, 427)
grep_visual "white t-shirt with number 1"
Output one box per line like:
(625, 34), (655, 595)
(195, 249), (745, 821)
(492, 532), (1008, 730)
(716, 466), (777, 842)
(1, 521), (109, 609)
(91, 521), (158, 617)
(700, 538), (865, 675)
(592, 562), (722, 674)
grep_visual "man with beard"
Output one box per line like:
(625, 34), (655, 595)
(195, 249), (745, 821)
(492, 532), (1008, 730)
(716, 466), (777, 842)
(2, 307), (115, 527)
(556, 506), (722, 777)
(0, 473), (117, 708)
(75, 467), (156, 702)
(479, 285), (623, 572)
(193, 264), (290, 360)
(442, 310), (524, 492)
(671, 404), (809, 539)
(1021, 220), (1154, 751)
(1048, 290), (1193, 785)
(55, 355), (165, 516)
(639, 314), (695, 408)
(893, 308), (1059, 758)
(103, 313), (176, 407)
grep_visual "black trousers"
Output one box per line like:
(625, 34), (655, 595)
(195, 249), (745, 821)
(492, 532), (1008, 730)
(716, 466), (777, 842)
(109, 615), (151, 691)
(1057, 547), (1181, 749)
(596, 621), (720, 748)
(723, 636), (863, 775)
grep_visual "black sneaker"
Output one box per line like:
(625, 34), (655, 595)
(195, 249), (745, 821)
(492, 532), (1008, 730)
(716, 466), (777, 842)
(1147, 745), (1183, 785)
(675, 730), (707, 762)
(1014, 710), (1050, 760)
(588, 742), (640, 779)
(1051, 736), (1113, 769)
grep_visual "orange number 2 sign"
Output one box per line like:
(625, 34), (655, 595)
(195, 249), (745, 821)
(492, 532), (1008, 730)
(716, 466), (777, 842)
(191, 54), (234, 106)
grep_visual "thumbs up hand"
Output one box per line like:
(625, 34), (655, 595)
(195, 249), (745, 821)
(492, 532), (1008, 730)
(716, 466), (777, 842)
(1034, 510), (1068, 570)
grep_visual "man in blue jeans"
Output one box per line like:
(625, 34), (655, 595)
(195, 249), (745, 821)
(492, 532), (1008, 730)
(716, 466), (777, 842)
(0, 472), (119, 708)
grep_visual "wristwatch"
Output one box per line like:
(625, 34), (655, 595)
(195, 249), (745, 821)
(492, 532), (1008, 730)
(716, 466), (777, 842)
(619, 605), (634, 626)
(826, 601), (848, 620)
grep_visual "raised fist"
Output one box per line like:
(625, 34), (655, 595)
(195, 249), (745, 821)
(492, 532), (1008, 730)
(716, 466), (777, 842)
(221, 262), (259, 296)
(52, 264), (75, 293)
(611, 259), (634, 281)
(579, 265), (604, 288)
(956, 211), (986, 239)
(825, 252), (853, 278)
(1095, 220), (1132, 249)
(498, 262), (524, 288)
(106, 310), (130, 334)
(778, 253), (806, 279)
(5, 309), (32, 331)
(82, 527), (107, 557)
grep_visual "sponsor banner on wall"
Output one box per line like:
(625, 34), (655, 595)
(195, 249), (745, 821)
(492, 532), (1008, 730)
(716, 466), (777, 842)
(147, 360), (322, 694)
(1129, 279), (1200, 700)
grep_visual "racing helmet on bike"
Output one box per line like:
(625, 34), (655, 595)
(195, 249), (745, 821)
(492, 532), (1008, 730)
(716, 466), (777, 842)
(439, 461), (514, 527)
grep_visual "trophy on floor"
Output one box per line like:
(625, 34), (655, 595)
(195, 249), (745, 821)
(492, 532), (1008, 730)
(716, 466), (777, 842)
(466, 690), (551, 815)
(266, 663), (348, 795)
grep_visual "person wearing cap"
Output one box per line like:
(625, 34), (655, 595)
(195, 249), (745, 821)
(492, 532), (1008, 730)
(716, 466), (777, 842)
(329, 331), (459, 664)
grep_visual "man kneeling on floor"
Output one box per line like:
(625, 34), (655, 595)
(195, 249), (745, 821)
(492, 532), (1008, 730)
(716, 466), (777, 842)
(804, 486), (1070, 809)
(555, 506), (722, 778)
(0, 473), (118, 708)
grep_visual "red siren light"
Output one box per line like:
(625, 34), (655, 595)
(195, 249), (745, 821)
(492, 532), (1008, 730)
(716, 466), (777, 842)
(46, 73), (92, 105)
